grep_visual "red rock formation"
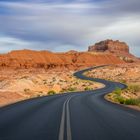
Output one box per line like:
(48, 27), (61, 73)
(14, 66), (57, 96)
(88, 39), (129, 53)
(0, 49), (125, 70)
(88, 39), (140, 63)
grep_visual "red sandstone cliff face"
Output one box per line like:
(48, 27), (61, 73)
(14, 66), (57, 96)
(0, 49), (124, 70)
(1, 39), (139, 70)
(88, 39), (139, 63)
(0, 50), (64, 69)
(88, 39), (129, 53)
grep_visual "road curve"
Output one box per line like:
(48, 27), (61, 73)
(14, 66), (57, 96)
(0, 65), (140, 140)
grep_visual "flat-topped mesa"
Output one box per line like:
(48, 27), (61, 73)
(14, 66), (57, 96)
(88, 39), (129, 53)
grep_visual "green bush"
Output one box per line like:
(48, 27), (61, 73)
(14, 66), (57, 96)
(48, 90), (56, 95)
(67, 87), (77, 92)
(84, 87), (93, 91)
(125, 98), (140, 105)
(116, 96), (125, 104)
(113, 88), (122, 96)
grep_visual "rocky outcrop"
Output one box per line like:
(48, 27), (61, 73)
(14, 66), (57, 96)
(88, 39), (140, 63)
(0, 49), (125, 70)
(88, 39), (129, 53)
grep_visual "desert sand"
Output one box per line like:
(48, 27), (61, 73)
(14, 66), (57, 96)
(0, 68), (103, 107)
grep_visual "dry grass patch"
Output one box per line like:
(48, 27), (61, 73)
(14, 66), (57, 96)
(107, 85), (140, 107)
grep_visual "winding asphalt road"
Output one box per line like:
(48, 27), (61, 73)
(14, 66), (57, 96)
(0, 65), (140, 140)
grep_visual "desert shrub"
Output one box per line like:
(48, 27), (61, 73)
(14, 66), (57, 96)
(52, 77), (56, 82)
(37, 94), (41, 97)
(84, 87), (93, 91)
(44, 82), (47, 84)
(59, 80), (64, 82)
(125, 98), (140, 105)
(115, 96), (125, 104)
(67, 87), (77, 92)
(21, 76), (29, 79)
(128, 85), (140, 93)
(48, 90), (56, 95)
(113, 88), (122, 96)
(119, 79), (127, 84)
(73, 82), (78, 85)
(82, 84), (86, 87)
(24, 88), (30, 92)
(60, 89), (66, 93)
(107, 94), (111, 97)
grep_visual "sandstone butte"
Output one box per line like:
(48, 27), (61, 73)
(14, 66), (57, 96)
(88, 39), (136, 58)
(88, 39), (129, 53)
(0, 39), (139, 70)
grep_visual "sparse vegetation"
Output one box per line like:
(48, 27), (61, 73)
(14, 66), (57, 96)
(52, 77), (56, 82)
(24, 88), (30, 92)
(20, 76), (29, 79)
(43, 81), (47, 84)
(113, 88), (122, 96)
(86, 65), (140, 108)
(48, 90), (56, 95)
(36, 94), (42, 97)
(108, 84), (140, 107)
(125, 98), (140, 106)
(84, 87), (93, 91)
(115, 95), (125, 104)
(0, 68), (102, 107)
(127, 85), (140, 93)
(119, 79), (127, 84)
(67, 87), (77, 92)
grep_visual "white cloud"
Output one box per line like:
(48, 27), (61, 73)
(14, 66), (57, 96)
(0, 36), (32, 53)
(0, 0), (140, 56)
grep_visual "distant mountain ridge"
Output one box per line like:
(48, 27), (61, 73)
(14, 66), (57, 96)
(0, 50), (124, 70)
(0, 39), (138, 70)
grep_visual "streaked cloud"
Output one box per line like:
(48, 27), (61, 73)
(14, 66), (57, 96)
(0, 0), (140, 56)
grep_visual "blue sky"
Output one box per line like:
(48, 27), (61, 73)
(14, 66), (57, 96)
(0, 0), (140, 56)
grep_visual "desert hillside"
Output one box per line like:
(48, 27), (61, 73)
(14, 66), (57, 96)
(0, 39), (139, 70)
(0, 68), (103, 107)
(0, 50), (124, 70)
(85, 64), (140, 108)
(0, 39), (139, 107)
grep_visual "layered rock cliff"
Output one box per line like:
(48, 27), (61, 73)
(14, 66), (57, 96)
(1, 39), (139, 70)
(88, 39), (129, 53)
(88, 39), (139, 63)
(0, 49), (124, 70)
